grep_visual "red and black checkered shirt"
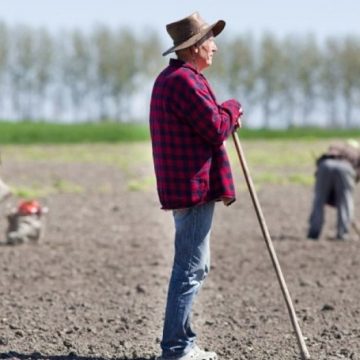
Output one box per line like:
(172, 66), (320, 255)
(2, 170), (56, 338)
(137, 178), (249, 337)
(150, 59), (241, 210)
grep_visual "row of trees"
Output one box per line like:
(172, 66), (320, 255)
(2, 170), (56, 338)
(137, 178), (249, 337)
(0, 22), (360, 127)
(209, 33), (360, 128)
(0, 22), (163, 122)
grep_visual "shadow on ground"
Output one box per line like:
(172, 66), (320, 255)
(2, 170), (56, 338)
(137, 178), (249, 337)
(0, 352), (156, 360)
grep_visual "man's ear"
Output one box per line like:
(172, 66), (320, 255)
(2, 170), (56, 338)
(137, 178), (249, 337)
(190, 45), (198, 54)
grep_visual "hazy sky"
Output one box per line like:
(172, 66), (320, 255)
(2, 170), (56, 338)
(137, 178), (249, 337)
(1, 0), (360, 43)
(1, 0), (359, 125)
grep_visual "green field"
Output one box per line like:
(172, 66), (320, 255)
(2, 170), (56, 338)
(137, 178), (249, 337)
(0, 121), (150, 143)
(0, 120), (360, 144)
(0, 139), (339, 198)
(1, 121), (359, 196)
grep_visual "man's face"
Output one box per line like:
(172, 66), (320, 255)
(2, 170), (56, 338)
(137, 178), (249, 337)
(196, 35), (217, 71)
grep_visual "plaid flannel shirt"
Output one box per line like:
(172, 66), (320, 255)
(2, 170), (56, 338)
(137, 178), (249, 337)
(150, 59), (241, 210)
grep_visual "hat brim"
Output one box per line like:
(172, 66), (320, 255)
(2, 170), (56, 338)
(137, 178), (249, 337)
(162, 20), (225, 56)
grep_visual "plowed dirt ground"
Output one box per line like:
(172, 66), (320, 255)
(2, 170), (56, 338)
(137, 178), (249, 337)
(0, 141), (359, 360)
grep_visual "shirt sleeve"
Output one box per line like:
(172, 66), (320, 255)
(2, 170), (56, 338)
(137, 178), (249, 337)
(169, 71), (240, 145)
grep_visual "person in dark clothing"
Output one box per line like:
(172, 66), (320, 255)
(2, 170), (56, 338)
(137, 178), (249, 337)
(307, 139), (360, 240)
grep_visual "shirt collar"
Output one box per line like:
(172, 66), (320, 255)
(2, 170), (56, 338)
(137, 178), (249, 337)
(169, 58), (199, 74)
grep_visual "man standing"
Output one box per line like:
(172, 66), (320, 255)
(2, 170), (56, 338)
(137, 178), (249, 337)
(307, 139), (360, 241)
(150, 12), (243, 360)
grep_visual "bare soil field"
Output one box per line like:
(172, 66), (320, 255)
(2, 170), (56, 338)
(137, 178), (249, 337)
(0, 142), (359, 360)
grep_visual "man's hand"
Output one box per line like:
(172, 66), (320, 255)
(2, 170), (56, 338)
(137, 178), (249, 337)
(235, 105), (244, 129)
(239, 105), (244, 118)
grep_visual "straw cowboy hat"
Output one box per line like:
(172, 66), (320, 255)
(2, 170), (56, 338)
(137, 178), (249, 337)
(162, 12), (225, 56)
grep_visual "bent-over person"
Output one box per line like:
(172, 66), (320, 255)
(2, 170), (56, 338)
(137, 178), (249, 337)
(307, 139), (360, 241)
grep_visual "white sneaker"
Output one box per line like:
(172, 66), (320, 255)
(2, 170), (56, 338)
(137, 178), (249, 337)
(0, 178), (11, 203)
(157, 345), (218, 360)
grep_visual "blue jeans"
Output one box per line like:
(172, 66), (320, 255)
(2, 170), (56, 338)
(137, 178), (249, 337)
(308, 159), (356, 239)
(160, 201), (215, 358)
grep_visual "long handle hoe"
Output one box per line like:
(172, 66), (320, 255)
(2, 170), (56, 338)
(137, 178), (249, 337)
(232, 131), (311, 360)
